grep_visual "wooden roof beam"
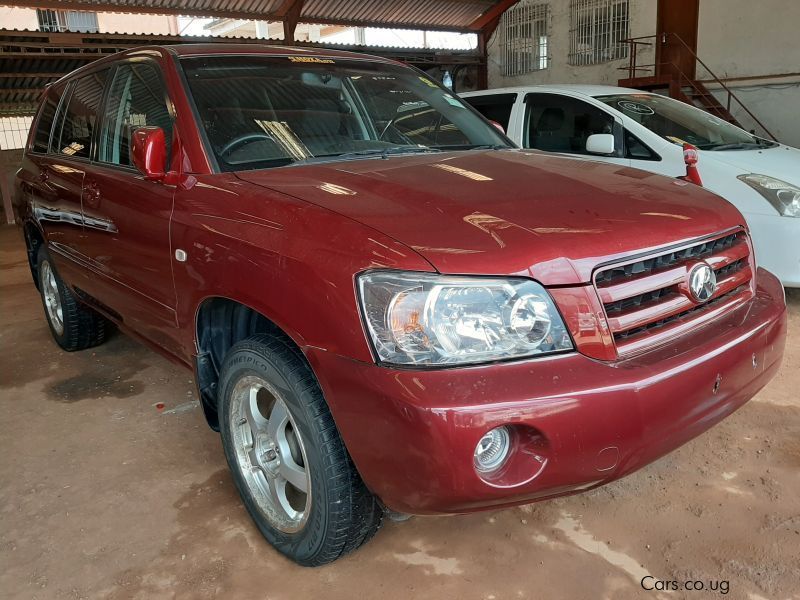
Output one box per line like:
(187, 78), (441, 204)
(467, 0), (520, 31)
(276, 0), (305, 44)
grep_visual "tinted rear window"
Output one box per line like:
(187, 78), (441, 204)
(53, 69), (108, 159)
(31, 90), (59, 153)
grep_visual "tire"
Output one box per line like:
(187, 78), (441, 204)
(36, 245), (108, 352)
(218, 334), (382, 566)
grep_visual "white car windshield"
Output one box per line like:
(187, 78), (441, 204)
(596, 94), (777, 151)
(181, 55), (510, 172)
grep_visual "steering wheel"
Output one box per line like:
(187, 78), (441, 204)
(219, 133), (277, 158)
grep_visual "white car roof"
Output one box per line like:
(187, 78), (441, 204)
(460, 84), (648, 98)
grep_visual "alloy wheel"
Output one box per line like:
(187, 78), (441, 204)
(229, 375), (312, 533)
(40, 260), (64, 335)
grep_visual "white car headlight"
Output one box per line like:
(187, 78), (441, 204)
(738, 174), (800, 217)
(357, 271), (573, 366)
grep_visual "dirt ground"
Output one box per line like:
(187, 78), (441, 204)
(1, 224), (799, 600)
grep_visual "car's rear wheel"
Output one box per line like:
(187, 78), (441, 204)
(37, 245), (108, 351)
(218, 334), (382, 566)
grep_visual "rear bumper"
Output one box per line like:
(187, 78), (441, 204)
(307, 268), (787, 515)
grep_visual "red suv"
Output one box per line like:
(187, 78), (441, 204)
(14, 45), (787, 565)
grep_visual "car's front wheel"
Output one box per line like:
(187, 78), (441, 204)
(217, 334), (382, 566)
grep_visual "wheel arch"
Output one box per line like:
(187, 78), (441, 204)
(193, 295), (312, 431)
(22, 220), (45, 289)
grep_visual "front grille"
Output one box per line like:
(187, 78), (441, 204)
(595, 232), (740, 285)
(613, 285), (746, 340)
(594, 229), (754, 356)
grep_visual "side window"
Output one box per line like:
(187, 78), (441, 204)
(31, 88), (61, 154)
(464, 93), (517, 132)
(624, 130), (659, 160)
(524, 93), (615, 154)
(99, 62), (173, 166)
(54, 70), (108, 159)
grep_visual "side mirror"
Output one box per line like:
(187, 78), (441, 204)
(488, 120), (506, 135)
(131, 126), (167, 181)
(586, 133), (615, 155)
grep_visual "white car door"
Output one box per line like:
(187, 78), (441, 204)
(521, 92), (630, 168)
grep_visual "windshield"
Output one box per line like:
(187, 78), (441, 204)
(596, 94), (776, 151)
(180, 55), (510, 171)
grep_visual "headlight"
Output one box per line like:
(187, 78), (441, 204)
(737, 174), (800, 217)
(357, 271), (573, 366)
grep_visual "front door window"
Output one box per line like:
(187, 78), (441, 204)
(99, 62), (173, 167)
(524, 93), (616, 155)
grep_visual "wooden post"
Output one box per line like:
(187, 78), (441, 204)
(0, 163), (15, 224)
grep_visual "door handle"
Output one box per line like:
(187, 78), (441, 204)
(83, 182), (101, 207)
(38, 170), (49, 182)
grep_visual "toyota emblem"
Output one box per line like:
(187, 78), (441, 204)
(688, 262), (717, 302)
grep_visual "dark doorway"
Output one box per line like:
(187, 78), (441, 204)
(656, 0), (699, 80)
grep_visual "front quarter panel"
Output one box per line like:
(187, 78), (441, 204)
(170, 174), (434, 362)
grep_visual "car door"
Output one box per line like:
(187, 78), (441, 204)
(34, 72), (108, 267)
(79, 58), (180, 355)
(23, 82), (79, 258)
(522, 92), (629, 167)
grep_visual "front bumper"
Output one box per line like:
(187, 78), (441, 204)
(307, 268), (787, 515)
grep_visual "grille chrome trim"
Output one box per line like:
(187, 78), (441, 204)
(593, 229), (754, 357)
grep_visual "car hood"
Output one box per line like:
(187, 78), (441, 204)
(236, 150), (746, 285)
(700, 144), (800, 186)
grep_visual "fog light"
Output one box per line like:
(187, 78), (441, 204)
(474, 427), (510, 472)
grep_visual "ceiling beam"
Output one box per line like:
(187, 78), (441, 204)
(274, 0), (302, 18)
(278, 0), (305, 44)
(0, 52), (101, 59)
(0, 72), (63, 78)
(0, 88), (42, 94)
(467, 0), (520, 31)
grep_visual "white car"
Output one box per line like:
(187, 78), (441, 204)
(462, 85), (800, 287)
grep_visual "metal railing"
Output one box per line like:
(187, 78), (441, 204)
(619, 33), (777, 141)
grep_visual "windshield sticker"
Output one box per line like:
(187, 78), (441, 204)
(443, 95), (464, 107)
(419, 77), (440, 88)
(618, 101), (655, 115)
(288, 56), (335, 64)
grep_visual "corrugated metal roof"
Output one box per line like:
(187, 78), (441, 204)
(8, 0), (499, 31)
(301, 0), (493, 29)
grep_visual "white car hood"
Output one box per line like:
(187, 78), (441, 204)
(702, 144), (800, 185)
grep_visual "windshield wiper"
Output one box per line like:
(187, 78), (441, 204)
(701, 141), (771, 151)
(311, 146), (442, 162)
(433, 143), (510, 151)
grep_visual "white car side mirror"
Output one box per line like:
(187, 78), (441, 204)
(586, 133), (615, 155)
